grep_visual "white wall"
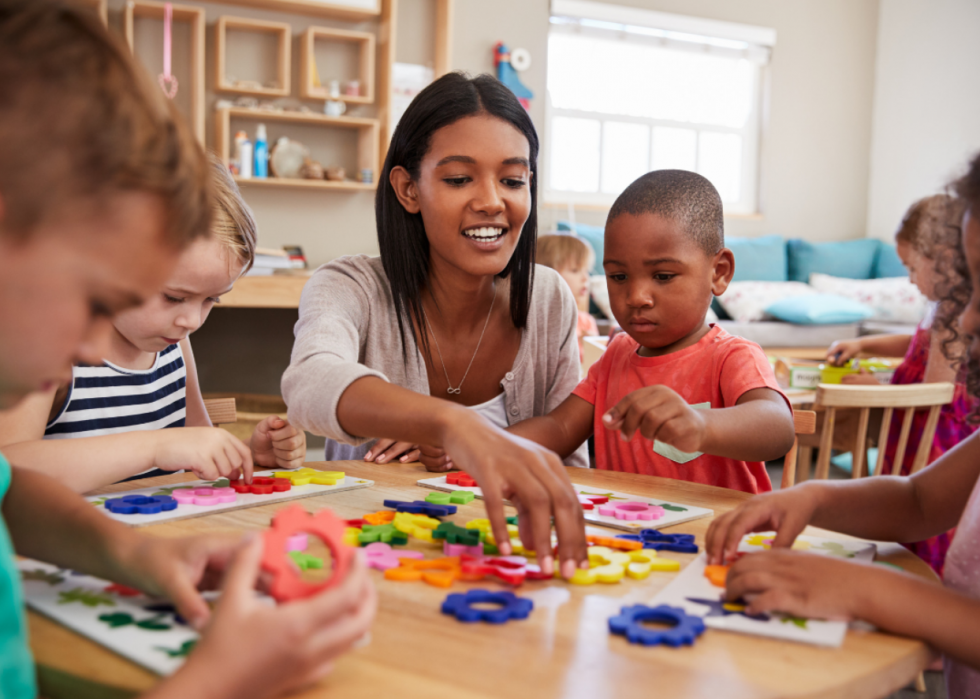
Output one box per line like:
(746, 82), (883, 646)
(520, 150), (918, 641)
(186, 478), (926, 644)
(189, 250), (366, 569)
(866, 0), (980, 240)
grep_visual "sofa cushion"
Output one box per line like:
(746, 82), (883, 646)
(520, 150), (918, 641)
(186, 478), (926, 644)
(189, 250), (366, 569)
(872, 242), (908, 278)
(556, 221), (604, 275)
(787, 238), (880, 282)
(726, 235), (787, 282)
(766, 294), (874, 325)
(808, 273), (927, 324)
(717, 281), (815, 322)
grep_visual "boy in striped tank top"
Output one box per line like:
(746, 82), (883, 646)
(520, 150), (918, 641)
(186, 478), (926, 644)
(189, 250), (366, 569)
(0, 156), (307, 492)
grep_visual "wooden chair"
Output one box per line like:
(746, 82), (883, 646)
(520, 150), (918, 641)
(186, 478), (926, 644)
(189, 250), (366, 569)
(781, 410), (817, 489)
(793, 383), (955, 486)
(203, 397), (237, 426)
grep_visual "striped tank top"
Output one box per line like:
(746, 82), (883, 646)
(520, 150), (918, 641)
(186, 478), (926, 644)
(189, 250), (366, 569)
(45, 343), (187, 439)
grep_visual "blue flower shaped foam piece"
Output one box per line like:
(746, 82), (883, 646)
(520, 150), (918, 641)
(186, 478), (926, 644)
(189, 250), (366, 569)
(608, 604), (706, 646)
(441, 589), (534, 624)
(383, 499), (456, 517)
(104, 495), (177, 515)
(616, 529), (698, 554)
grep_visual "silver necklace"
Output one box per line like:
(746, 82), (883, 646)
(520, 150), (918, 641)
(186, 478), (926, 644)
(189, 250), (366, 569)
(423, 283), (496, 395)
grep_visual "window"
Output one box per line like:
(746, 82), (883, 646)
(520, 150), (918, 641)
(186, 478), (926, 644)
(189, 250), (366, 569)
(545, 1), (775, 214)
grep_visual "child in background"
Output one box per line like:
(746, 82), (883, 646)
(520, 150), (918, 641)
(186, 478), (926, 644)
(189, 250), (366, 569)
(826, 194), (975, 574)
(706, 152), (980, 699)
(511, 170), (795, 493)
(0, 4), (374, 698)
(536, 234), (599, 361)
(0, 155), (307, 493)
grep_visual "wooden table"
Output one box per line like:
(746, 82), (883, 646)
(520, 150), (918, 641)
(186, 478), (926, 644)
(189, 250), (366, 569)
(29, 463), (936, 698)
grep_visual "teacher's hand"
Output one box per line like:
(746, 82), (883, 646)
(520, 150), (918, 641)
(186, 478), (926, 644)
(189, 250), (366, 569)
(440, 411), (587, 579)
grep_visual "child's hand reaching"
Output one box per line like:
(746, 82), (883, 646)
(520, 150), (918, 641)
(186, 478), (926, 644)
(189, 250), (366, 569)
(826, 339), (864, 366)
(601, 385), (707, 453)
(251, 416), (306, 470)
(725, 550), (871, 620)
(153, 428), (254, 483)
(705, 487), (820, 564)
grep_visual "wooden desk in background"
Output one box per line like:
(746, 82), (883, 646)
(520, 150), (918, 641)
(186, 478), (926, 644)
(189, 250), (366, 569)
(29, 463), (935, 699)
(221, 273), (310, 309)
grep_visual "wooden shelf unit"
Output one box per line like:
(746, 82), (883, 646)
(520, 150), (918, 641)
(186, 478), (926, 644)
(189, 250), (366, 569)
(216, 107), (379, 191)
(215, 16), (291, 97)
(201, 0), (379, 22)
(123, 0), (205, 142)
(300, 26), (376, 104)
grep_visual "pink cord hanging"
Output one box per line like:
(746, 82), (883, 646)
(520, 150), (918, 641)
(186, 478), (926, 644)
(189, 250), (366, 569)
(157, 2), (178, 99)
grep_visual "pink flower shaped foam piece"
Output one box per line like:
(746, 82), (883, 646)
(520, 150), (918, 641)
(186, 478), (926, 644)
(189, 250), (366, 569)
(172, 486), (237, 506)
(596, 501), (666, 521)
(364, 542), (424, 571)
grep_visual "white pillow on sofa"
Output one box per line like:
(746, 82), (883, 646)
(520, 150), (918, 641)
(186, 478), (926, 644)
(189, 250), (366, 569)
(808, 273), (926, 324)
(717, 281), (815, 322)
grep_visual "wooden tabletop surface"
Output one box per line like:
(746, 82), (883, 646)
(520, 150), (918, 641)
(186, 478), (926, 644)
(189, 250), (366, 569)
(29, 462), (935, 699)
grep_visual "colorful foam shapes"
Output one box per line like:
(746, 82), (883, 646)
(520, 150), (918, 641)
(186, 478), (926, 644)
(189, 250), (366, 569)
(744, 534), (811, 551)
(286, 533), (308, 551)
(384, 556), (462, 587)
(433, 522), (482, 547)
(104, 495), (177, 515)
(359, 523), (409, 546)
(343, 527), (361, 547)
(171, 487), (236, 506)
(686, 596), (769, 621)
(624, 549), (680, 579)
(426, 490), (476, 505)
(228, 476), (291, 495)
(261, 505), (354, 602)
(393, 512), (440, 541)
(364, 543), (424, 571)
(596, 501), (666, 521)
(704, 564), (730, 588)
(273, 468), (345, 486)
(443, 541), (484, 557)
(615, 529), (699, 554)
(441, 589), (533, 623)
(344, 518), (368, 528)
(288, 551), (324, 571)
(587, 535), (642, 551)
(363, 510), (395, 525)
(103, 583), (142, 597)
(608, 604), (705, 646)
(383, 499), (456, 517)
(446, 471), (477, 487)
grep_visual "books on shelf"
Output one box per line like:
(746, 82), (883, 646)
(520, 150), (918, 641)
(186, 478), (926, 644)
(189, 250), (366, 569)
(247, 247), (307, 276)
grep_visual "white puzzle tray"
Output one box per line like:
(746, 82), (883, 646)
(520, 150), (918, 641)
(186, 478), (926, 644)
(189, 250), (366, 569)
(88, 468), (373, 526)
(649, 533), (877, 647)
(417, 475), (713, 532)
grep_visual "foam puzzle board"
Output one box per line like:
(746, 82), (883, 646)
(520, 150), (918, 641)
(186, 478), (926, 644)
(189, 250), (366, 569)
(88, 470), (374, 527)
(18, 558), (211, 675)
(417, 476), (713, 532)
(649, 533), (877, 647)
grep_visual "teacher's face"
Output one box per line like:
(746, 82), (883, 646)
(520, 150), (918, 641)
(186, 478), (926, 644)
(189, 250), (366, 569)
(393, 114), (532, 278)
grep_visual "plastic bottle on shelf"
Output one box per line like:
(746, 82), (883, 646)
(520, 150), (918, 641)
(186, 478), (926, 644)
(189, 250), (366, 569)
(234, 130), (253, 179)
(254, 123), (269, 179)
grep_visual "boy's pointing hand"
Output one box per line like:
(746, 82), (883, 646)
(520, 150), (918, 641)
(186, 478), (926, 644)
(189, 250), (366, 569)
(602, 385), (707, 453)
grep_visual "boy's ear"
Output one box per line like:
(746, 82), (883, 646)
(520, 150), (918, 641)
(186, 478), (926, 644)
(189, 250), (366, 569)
(389, 166), (421, 214)
(710, 248), (735, 296)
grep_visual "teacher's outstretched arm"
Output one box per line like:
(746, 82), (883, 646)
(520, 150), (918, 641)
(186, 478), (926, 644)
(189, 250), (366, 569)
(337, 376), (587, 578)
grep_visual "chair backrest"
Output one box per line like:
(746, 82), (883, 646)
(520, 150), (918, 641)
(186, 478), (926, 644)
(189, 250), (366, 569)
(203, 397), (237, 426)
(781, 410), (817, 489)
(811, 382), (954, 481)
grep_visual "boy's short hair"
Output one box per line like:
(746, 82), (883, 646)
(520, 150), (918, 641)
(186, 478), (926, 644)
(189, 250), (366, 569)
(608, 170), (724, 256)
(0, 0), (211, 246)
(536, 234), (595, 273)
(208, 152), (257, 271)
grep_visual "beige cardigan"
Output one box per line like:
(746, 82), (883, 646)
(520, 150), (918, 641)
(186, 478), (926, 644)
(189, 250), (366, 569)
(282, 255), (589, 468)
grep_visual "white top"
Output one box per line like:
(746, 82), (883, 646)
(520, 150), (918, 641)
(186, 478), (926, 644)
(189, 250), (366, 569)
(468, 392), (509, 430)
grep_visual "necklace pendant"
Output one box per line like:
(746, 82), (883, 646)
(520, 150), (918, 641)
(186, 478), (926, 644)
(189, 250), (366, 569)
(447, 387), (461, 395)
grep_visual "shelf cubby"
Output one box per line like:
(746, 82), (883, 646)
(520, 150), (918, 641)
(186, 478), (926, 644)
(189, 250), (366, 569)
(202, 0), (379, 22)
(215, 107), (379, 192)
(300, 26), (375, 104)
(215, 16), (291, 97)
(124, 0), (205, 142)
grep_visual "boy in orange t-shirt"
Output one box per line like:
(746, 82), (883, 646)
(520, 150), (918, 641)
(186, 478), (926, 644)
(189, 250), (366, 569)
(510, 170), (795, 493)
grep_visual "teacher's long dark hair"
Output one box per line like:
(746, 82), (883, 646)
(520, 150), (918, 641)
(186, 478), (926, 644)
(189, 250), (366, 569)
(376, 71), (539, 360)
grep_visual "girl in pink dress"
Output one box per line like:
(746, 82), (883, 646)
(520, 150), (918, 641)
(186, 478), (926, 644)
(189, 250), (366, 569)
(707, 153), (980, 699)
(828, 195), (977, 574)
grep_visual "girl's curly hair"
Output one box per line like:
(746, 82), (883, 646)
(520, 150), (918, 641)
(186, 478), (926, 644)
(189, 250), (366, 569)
(936, 153), (980, 419)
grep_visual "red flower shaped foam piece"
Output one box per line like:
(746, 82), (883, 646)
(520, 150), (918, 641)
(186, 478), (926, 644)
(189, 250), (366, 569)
(229, 476), (291, 495)
(261, 504), (354, 602)
(446, 471), (477, 488)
